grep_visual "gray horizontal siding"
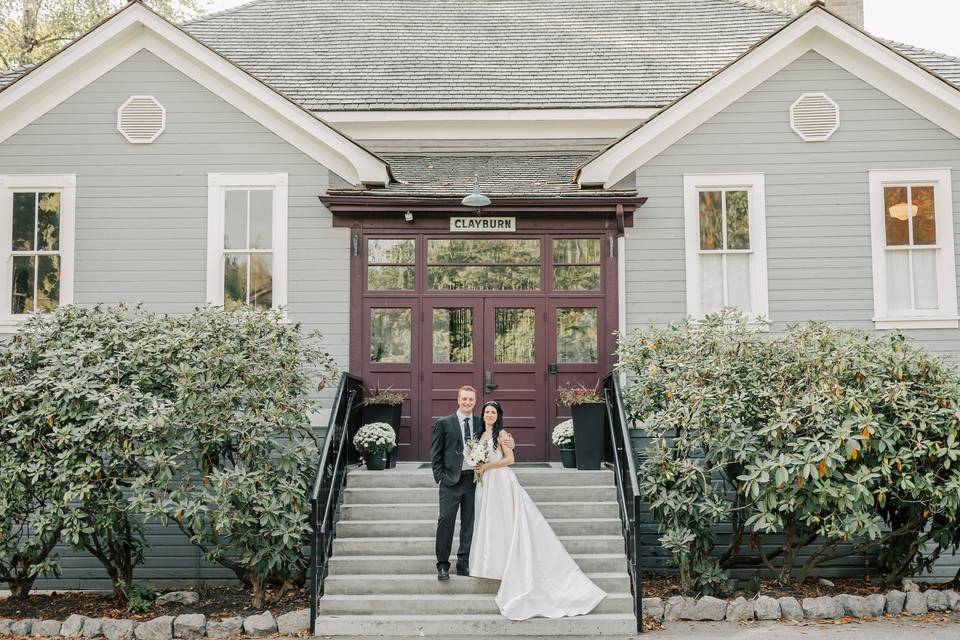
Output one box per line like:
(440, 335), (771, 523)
(0, 50), (347, 589)
(625, 50), (960, 580)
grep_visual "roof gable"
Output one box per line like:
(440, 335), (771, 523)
(0, 1), (390, 186)
(577, 4), (960, 188)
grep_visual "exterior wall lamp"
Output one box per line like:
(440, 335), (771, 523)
(461, 175), (491, 211)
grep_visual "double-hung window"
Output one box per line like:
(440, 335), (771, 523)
(869, 169), (958, 328)
(683, 174), (769, 321)
(206, 173), (288, 312)
(0, 175), (75, 332)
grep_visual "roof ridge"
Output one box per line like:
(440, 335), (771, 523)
(719, 0), (796, 20)
(186, 0), (271, 26)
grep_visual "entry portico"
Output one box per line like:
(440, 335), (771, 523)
(323, 153), (643, 462)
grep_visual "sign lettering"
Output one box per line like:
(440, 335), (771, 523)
(450, 217), (516, 232)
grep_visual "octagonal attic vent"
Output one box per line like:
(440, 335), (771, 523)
(117, 95), (166, 144)
(790, 93), (839, 142)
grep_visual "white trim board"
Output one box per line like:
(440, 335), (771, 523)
(0, 2), (389, 187)
(577, 6), (960, 188)
(316, 108), (659, 141)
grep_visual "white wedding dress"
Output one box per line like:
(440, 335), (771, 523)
(468, 434), (607, 620)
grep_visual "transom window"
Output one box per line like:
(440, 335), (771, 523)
(683, 175), (768, 321)
(1, 176), (75, 330)
(206, 174), (288, 313)
(368, 238), (415, 290)
(869, 170), (958, 328)
(427, 238), (540, 290)
(553, 239), (601, 290)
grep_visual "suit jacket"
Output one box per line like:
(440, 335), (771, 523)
(431, 412), (481, 487)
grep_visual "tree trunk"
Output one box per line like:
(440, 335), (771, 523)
(20, 0), (40, 58)
(249, 573), (266, 610)
(8, 574), (38, 599)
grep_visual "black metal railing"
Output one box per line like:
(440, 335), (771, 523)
(603, 372), (644, 633)
(308, 372), (362, 635)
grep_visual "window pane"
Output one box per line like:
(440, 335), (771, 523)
(249, 190), (273, 250)
(557, 307), (598, 363)
(495, 308), (536, 363)
(699, 254), (723, 314)
(726, 253), (752, 312)
(368, 239), (415, 264)
(699, 191), (722, 250)
(224, 190), (247, 250)
(885, 249), (911, 312)
(913, 249), (939, 310)
(368, 265), (415, 290)
(36, 192), (60, 252)
(371, 308), (412, 363)
(428, 266), (539, 290)
(554, 265), (601, 290)
(553, 239), (600, 264)
(912, 186), (936, 246)
(884, 186), (910, 246)
(36, 254), (60, 312)
(432, 308), (473, 363)
(11, 255), (35, 314)
(428, 239), (540, 264)
(250, 252), (272, 310)
(224, 253), (248, 311)
(12, 192), (35, 251)
(725, 190), (750, 250)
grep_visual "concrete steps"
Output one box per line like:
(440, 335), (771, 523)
(315, 464), (637, 636)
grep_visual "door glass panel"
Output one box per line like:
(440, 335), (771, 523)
(557, 308), (597, 363)
(432, 308), (473, 363)
(494, 308), (535, 364)
(371, 308), (412, 363)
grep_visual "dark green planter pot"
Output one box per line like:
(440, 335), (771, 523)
(571, 402), (606, 470)
(365, 451), (387, 470)
(362, 403), (402, 469)
(559, 448), (577, 469)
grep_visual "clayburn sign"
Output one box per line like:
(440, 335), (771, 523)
(450, 217), (516, 232)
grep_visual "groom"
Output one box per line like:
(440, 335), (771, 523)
(431, 385), (514, 581)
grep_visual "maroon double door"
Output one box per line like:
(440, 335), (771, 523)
(353, 231), (618, 462)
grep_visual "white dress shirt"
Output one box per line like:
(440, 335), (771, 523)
(457, 410), (474, 470)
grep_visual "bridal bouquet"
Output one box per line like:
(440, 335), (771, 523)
(463, 437), (493, 483)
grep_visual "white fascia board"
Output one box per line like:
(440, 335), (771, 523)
(316, 107), (659, 140)
(578, 9), (960, 188)
(0, 3), (389, 187)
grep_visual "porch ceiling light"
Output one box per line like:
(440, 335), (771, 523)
(461, 175), (491, 209)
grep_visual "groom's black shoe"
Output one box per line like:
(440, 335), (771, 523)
(437, 566), (450, 581)
(456, 564), (470, 576)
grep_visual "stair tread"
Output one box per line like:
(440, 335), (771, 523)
(315, 613), (634, 620)
(327, 572), (628, 580)
(339, 517), (620, 523)
(345, 501), (618, 506)
(335, 534), (624, 541)
(345, 485), (616, 490)
(321, 593), (635, 600)
(330, 553), (627, 561)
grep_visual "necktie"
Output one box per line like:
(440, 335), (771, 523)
(462, 417), (471, 444)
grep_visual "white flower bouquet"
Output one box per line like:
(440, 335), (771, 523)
(551, 419), (574, 449)
(463, 437), (493, 483)
(353, 422), (397, 454)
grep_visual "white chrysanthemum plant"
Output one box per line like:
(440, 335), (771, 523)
(551, 419), (574, 449)
(353, 422), (397, 454)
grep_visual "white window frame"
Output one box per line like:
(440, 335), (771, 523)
(869, 169), (958, 329)
(683, 174), (769, 323)
(206, 173), (288, 315)
(0, 174), (76, 333)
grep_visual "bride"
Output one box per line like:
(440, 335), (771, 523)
(468, 400), (607, 620)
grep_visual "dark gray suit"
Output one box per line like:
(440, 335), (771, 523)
(431, 412), (480, 572)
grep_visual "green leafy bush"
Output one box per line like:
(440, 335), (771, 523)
(131, 306), (337, 609)
(618, 310), (960, 593)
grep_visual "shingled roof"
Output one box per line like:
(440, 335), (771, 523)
(179, 0), (960, 112)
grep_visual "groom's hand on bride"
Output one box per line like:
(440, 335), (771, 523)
(503, 432), (515, 449)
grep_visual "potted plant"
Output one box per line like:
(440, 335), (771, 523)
(551, 419), (576, 468)
(556, 383), (605, 470)
(361, 384), (407, 468)
(353, 422), (397, 471)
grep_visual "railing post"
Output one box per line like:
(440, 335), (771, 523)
(634, 493), (643, 633)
